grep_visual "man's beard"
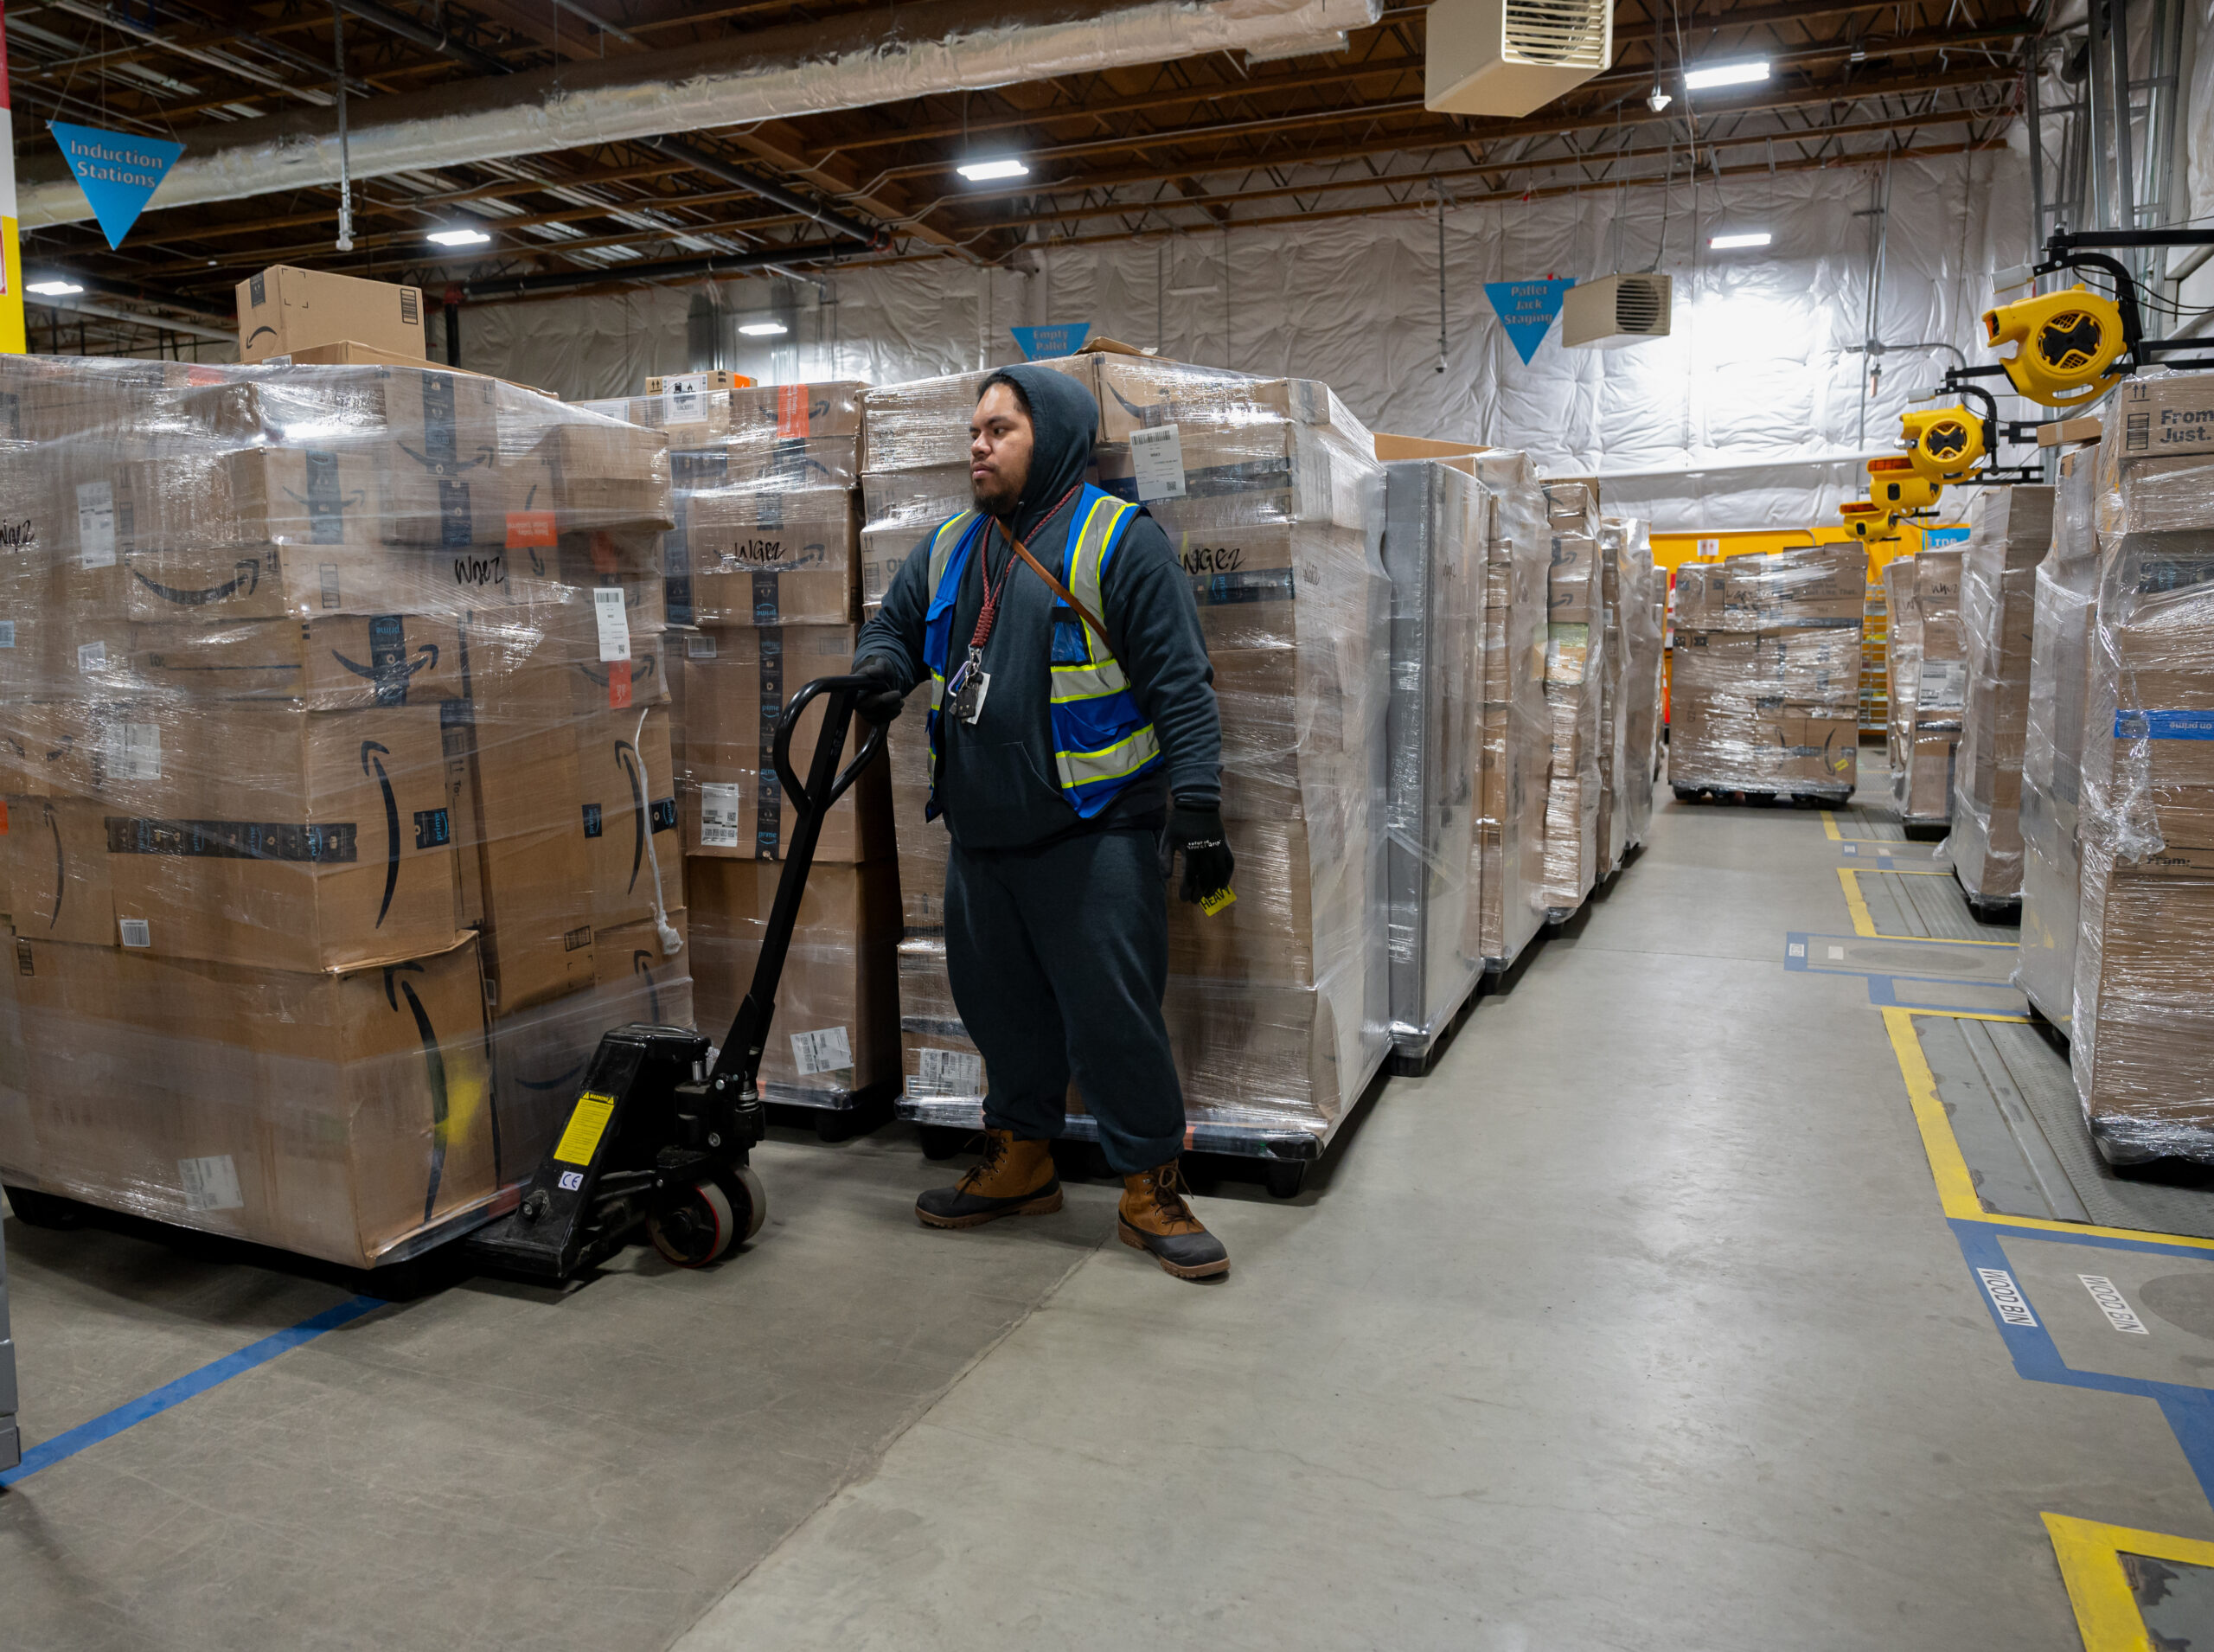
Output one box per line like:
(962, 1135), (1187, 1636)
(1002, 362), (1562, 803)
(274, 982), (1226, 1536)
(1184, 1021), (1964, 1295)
(971, 471), (1022, 516)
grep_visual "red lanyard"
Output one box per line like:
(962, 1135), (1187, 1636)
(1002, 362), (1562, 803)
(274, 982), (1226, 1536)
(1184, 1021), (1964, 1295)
(969, 485), (1080, 652)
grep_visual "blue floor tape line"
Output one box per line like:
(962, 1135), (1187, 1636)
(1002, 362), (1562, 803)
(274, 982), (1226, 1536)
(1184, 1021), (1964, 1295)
(0, 1295), (381, 1489)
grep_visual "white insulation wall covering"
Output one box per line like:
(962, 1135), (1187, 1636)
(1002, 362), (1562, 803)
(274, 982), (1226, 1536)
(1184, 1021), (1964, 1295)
(467, 144), (2031, 530)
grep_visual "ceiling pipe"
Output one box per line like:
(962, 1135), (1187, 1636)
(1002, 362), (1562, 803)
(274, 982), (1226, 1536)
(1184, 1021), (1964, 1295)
(334, 0), (511, 77)
(15, 0), (1380, 228)
(635, 135), (886, 248)
(458, 239), (869, 299)
(23, 294), (237, 343)
(24, 268), (239, 330)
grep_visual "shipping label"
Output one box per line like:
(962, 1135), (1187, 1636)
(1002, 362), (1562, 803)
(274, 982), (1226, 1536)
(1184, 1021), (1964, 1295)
(1129, 423), (1187, 501)
(790, 1025), (854, 1077)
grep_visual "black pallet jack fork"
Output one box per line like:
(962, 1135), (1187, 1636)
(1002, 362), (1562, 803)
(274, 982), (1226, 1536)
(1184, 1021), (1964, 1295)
(466, 676), (885, 1282)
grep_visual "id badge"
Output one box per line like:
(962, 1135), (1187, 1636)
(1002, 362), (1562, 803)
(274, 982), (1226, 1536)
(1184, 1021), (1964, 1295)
(948, 656), (991, 726)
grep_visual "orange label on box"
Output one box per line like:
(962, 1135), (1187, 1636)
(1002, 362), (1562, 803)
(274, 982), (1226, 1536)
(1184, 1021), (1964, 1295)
(505, 509), (557, 549)
(777, 382), (809, 439)
(606, 661), (632, 709)
(0, 799), (10, 833)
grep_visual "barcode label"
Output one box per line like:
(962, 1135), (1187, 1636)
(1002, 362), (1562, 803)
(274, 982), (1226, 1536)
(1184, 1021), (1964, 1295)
(593, 586), (631, 662)
(179, 1154), (245, 1212)
(118, 917), (151, 948)
(686, 631), (718, 659)
(790, 1025), (854, 1076)
(77, 479), (117, 567)
(0, 621), (16, 648)
(1129, 423), (1187, 502)
(698, 782), (743, 848)
(666, 373), (708, 424)
(106, 721), (162, 780)
(1917, 659), (1968, 713)
(77, 639), (106, 673)
(914, 1046), (983, 1098)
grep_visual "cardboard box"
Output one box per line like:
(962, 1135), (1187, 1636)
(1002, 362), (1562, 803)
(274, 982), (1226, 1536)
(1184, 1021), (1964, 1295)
(571, 701), (681, 932)
(729, 382), (865, 448)
(1546, 532), (1599, 624)
(99, 699), (463, 973)
(2, 795), (116, 945)
(2077, 848), (2214, 1161)
(592, 906), (694, 1032)
(534, 422), (674, 534)
(897, 934), (989, 1102)
(0, 932), (496, 1268)
(679, 623), (892, 862)
(688, 859), (899, 1102)
(131, 614), (466, 708)
(237, 266), (426, 365)
(688, 487), (859, 626)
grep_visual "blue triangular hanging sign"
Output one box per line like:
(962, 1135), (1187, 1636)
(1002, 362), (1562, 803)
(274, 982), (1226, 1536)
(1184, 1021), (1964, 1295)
(48, 121), (184, 250)
(1010, 322), (1091, 361)
(1483, 278), (1576, 366)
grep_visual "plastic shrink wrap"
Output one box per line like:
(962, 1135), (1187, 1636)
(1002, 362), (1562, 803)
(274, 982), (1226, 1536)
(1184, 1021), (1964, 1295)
(1613, 520), (1664, 853)
(1381, 458), (1485, 1058)
(877, 357), (1392, 1146)
(2070, 371), (2214, 1162)
(1668, 542), (1867, 797)
(1469, 452), (1550, 968)
(1539, 482), (1601, 910)
(650, 381), (898, 1111)
(1950, 486), (2054, 900)
(2016, 448), (2101, 1029)
(0, 356), (691, 1268)
(1886, 549), (1965, 825)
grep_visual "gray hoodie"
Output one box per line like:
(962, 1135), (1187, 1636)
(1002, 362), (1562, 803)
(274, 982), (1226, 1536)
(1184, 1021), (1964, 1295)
(854, 362), (1222, 851)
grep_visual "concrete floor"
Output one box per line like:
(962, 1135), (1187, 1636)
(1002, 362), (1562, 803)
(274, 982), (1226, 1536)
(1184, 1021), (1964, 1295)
(6, 767), (2213, 1649)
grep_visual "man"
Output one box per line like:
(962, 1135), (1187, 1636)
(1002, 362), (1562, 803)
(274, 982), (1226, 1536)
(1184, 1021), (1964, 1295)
(849, 363), (1234, 1282)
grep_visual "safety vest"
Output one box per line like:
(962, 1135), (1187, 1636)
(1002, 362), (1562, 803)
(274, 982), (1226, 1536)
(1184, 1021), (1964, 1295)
(919, 485), (1162, 821)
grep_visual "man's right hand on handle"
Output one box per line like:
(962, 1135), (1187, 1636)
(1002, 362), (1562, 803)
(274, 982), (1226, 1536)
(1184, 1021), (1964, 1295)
(852, 655), (907, 726)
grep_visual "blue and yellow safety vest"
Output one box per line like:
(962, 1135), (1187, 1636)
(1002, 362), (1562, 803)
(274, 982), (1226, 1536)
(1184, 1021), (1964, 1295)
(919, 484), (1162, 821)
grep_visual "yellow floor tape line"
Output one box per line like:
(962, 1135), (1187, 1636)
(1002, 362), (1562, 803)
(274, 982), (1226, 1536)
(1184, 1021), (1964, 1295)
(1821, 809), (1844, 842)
(1903, 1007), (2036, 1024)
(2044, 1512), (2214, 1652)
(1833, 868), (2021, 944)
(1879, 1006), (2214, 1252)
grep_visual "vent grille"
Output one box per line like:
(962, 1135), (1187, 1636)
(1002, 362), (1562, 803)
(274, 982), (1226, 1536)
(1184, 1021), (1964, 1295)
(1613, 277), (1666, 332)
(1501, 0), (1609, 67)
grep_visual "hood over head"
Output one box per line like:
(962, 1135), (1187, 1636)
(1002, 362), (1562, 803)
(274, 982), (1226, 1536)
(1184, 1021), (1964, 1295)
(979, 362), (1098, 542)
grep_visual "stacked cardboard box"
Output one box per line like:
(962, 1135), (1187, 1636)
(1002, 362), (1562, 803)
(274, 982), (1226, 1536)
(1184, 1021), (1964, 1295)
(0, 355), (689, 1267)
(1469, 452), (1552, 965)
(1539, 481), (1602, 910)
(2070, 372), (2214, 1161)
(1605, 517), (1665, 859)
(1668, 543), (1867, 796)
(666, 382), (899, 1110)
(1882, 549), (1965, 826)
(2017, 449), (2101, 1030)
(1380, 455), (1487, 1057)
(870, 355), (1391, 1143)
(1951, 487), (2057, 900)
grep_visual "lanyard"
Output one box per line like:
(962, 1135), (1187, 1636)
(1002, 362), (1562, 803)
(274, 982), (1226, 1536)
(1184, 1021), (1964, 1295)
(969, 484), (1080, 655)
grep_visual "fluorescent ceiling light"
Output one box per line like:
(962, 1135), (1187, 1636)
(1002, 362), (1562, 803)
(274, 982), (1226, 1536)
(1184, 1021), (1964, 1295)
(738, 321), (788, 336)
(1683, 58), (1769, 90)
(957, 158), (1029, 182)
(427, 227), (491, 247)
(1709, 232), (1773, 250)
(27, 279), (83, 295)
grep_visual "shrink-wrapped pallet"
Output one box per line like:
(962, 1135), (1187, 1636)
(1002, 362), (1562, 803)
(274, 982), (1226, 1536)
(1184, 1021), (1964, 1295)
(1884, 550), (1965, 826)
(1611, 519), (1664, 853)
(0, 356), (690, 1267)
(1469, 452), (1551, 966)
(1952, 487), (2056, 901)
(1381, 458), (1486, 1057)
(2017, 449), (2102, 1030)
(2070, 373), (2214, 1161)
(1667, 543), (1866, 797)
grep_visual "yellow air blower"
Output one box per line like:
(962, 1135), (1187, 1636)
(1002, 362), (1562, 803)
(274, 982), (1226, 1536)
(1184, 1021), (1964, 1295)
(1980, 285), (2127, 407)
(1839, 500), (1895, 541)
(1865, 454), (1943, 512)
(1899, 407), (1986, 482)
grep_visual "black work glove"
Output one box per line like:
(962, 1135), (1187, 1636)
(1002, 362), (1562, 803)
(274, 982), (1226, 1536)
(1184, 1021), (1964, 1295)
(1164, 798), (1234, 905)
(851, 655), (907, 727)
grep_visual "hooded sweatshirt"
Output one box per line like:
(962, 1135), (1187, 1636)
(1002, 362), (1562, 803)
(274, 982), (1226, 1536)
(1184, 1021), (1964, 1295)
(854, 362), (1222, 851)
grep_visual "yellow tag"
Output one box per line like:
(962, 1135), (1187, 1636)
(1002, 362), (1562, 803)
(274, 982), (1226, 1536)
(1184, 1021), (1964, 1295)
(1200, 887), (1237, 916)
(553, 1092), (617, 1166)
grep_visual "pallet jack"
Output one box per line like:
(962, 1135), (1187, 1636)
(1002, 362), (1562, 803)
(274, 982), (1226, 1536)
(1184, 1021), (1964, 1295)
(465, 675), (884, 1281)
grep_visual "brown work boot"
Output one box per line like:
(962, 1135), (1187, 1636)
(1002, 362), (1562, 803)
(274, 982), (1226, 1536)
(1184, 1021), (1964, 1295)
(916, 1129), (1062, 1229)
(1117, 1160), (1230, 1280)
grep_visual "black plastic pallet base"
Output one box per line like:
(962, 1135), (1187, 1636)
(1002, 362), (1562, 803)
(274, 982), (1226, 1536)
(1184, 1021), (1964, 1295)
(1673, 784), (1851, 810)
(1387, 972), (1487, 1078)
(1953, 868), (2023, 927)
(765, 1080), (899, 1142)
(1899, 818), (1951, 842)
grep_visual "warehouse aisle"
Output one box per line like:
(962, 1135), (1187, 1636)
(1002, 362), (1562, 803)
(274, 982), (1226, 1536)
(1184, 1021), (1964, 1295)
(9, 772), (2214, 1650)
(676, 779), (2212, 1652)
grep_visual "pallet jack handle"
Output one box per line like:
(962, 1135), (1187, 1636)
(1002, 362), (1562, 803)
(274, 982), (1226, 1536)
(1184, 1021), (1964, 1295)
(703, 676), (885, 1098)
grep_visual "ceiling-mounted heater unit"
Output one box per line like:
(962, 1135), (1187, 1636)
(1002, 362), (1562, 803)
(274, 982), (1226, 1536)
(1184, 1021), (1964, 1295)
(1425, 0), (1613, 118)
(1562, 273), (1673, 349)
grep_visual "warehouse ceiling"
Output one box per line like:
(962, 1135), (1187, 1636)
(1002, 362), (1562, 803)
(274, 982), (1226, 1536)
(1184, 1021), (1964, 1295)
(6, 0), (2034, 350)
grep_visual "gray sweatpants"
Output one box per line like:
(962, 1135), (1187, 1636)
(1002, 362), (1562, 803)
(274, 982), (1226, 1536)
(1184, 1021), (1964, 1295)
(944, 828), (1187, 1175)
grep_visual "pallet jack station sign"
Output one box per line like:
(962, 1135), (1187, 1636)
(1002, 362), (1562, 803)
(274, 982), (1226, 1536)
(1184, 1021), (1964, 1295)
(1483, 278), (1576, 366)
(48, 121), (183, 249)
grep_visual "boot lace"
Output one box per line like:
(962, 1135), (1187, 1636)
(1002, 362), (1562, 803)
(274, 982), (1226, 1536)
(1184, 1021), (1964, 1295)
(958, 1131), (1009, 1194)
(1143, 1163), (1198, 1229)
